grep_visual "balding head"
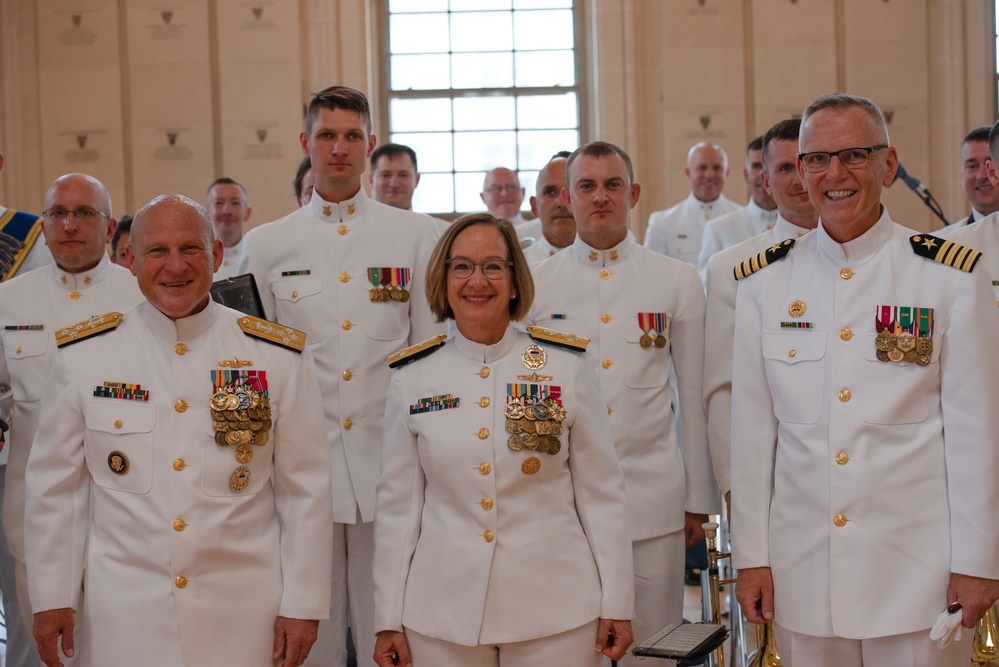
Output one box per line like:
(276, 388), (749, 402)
(481, 167), (525, 219)
(684, 142), (729, 202)
(128, 194), (223, 320)
(41, 173), (116, 273)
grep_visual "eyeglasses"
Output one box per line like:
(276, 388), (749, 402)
(484, 184), (521, 195)
(446, 257), (512, 280)
(798, 145), (888, 173)
(42, 207), (110, 222)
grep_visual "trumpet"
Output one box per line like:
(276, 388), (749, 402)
(972, 602), (999, 666)
(702, 521), (781, 667)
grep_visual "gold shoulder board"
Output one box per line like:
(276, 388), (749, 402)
(526, 325), (589, 352)
(388, 334), (447, 369)
(238, 315), (307, 353)
(733, 238), (796, 281)
(909, 234), (982, 273)
(55, 312), (124, 348)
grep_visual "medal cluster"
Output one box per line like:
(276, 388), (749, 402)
(210, 382), (272, 492)
(637, 313), (668, 348)
(369, 286), (410, 302)
(368, 267), (411, 303)
(505, 397), (566, 456)
(874, 305), (934, 366)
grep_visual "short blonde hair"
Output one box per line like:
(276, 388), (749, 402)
(425, 213), (535, 323)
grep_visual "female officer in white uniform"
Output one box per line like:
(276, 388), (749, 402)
(372, 214), (635, 666)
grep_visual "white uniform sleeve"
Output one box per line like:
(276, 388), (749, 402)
(702, 253), (737, 494)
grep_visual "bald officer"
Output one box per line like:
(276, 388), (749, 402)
(0, 173), (142, 667)
(26, 194), (332, 667)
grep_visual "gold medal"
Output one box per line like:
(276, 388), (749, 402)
(225, 394), (240, 410)
(917, 353), (931, 366)
(896, 332), (916, 353)
(369, 288), (382, 302)
(213, 419), (229, 432)
(904, 349), (919, 364)
(507, 434), (524, 451)
(639, 334), (653, 348)
(887, 347), (905, 362)
(230, 466), (251, 492)
(235, 444), (253, 464)
(505, 418), (521, 434)
(521, 457), (541, 475)
(788, 300), (806, 318)
(390, 288), (403, 302)
(399, 290), (410, 303)
(875, 330), (896, 352)
(876, 349), (890, 362)
(547, 437), (561, 455)
(504, 402), (525, 419)
(548, 404), (566, 422)
(550, 423), (564, 437)
(520, 420), (536, 434)
(655, 335), (667, 349)
(521, 433), (538, 451)
(253, 431), (269, 447)
(522, 345), (547, 370)
(535, 437), (550, 455)
(915, 336), (933, 355)
(535, 420), (553, 435)
(211, 392), (229, 410)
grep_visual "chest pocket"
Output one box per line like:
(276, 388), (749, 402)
(665, 234), (698, 265)
(2, 330), (49, 402)
(762, 331), (826, 424)
(202, 407), (271, 497)
(624, 327), (669, 389)
(272, 276), (324, 342)
(859, 334), (939, 425)
(83, 401), (155, 494)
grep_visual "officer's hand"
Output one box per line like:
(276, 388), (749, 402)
(948, 573), (999, 629)
(596, 618), (633, 661)
(736, 566), (774, 624)
(272, 616), (319, 667)
(34, 608), (74, 667)
(374, 630), (412, 667)
(684, 512), (709, 547)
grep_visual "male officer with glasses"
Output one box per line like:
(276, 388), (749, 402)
(481, 167), (541, 240)
(732, 93), (999, 666)
(0, 173), (142, 666)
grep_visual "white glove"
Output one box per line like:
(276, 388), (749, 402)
(928, 604), (963, 649)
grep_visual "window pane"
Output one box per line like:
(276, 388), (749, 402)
(412, 172), (454, 214)
(391, 132), (455, 172)
(517, 129), (579, 170)
(390, 0), (448, 12)
(519, 170), (539, 196)
(454, 131), (517, 171)
(451, 12), (512, 52)
(454, 97), (515, 131)
(452, 53), (513, 88)
(517, 93), (577, 129)
(455, 172), (488, 212)
(392, 54), (451, 90)
(390, 98), (453, 133)
(514, 50), (575, 87)
(390, 14), (449, 54)
(514, 0), (572, 8)
(513, 10), (574, 50)
(450, 0), (511, 11)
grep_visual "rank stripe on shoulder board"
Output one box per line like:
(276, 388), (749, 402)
(526, 325), (589, 352)
(909, 234), (981, 273)
(733, 239), (796, 281)
(388, 334), (447, 368)
(55, 312), (123, 348)
(238, 315), (306, 353)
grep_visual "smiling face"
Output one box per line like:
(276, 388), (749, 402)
(371, 153), (420, 210)
(685, 144), (728, 203)
(42, 174), (116, 274)
(446, 224), (515, 345)
(127, 195), (223, 320)
(961, 139), (999, 216)
(206, 182), (250, 246)
(799, 105), (898, 243)
(480, 168), (525, 219)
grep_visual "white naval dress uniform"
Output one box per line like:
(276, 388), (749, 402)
(508, 212), (542, 242)
(936, 208), (986, 235)
(644, 193), (741, 265)
(238, 187), (441, 667)
(731, 210), (999, 664)
(522, 235), (566, 264)
(25, 300), (333, 667)
(696, 199), (778, 282)
(215, 237), (245, 280)
(702, 216), (812, 494)
(0, 256), (142, 645)
(947, 211), (999, 304)
(373, 325), (634, 656)
(528, 237), (718, 664)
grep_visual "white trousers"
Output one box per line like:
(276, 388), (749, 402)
(612, 530), (685, 667)
(304, 513), (375, 667)
(775, 622), (974, 667)
(406, 619), (602, 667)
(0, 466), (40, 667)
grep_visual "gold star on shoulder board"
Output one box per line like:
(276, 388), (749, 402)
(770, 242), (783, 253)
(921, 238), (938, 250)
